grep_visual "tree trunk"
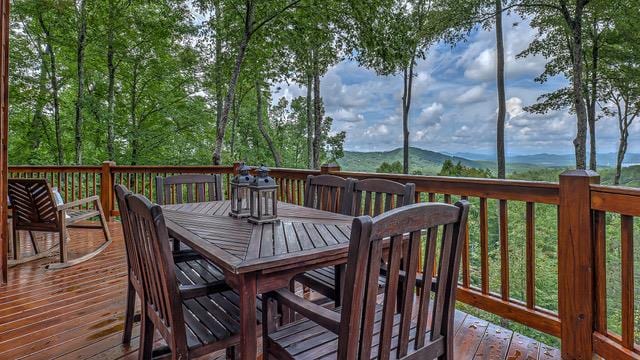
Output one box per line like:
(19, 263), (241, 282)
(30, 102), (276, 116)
(39, 14), (63, 165)
(75, 0), (87, 164)
(312, 51), (322, 169)
(306, 71), (313, 169)
(130, 62), (139, 165)
(563, 1), (588, 169)
(496, 0), (507, 179)
(214, 0), (223, 138)
(106, 0), (116, 161)
(615, 126), (627, 185)
(401, 57), (415, 175)
(587, 20), (599, 171)
(212, 1), (253, 165)
(230, 94), (238, 159)
(256, 81), (282, 167)
(29, 51), (50, 152)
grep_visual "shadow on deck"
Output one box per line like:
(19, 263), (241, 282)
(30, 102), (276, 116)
(0, 223), (560, 360)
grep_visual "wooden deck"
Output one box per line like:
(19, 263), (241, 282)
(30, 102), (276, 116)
(0, 222), (561, 360)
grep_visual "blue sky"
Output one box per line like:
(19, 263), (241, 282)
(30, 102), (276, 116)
(273, 15), (639, 156)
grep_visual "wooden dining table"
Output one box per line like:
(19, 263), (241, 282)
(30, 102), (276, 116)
(161, 200), (354, 360)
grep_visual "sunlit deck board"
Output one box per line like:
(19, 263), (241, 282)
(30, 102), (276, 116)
(0, 223), (560, 360)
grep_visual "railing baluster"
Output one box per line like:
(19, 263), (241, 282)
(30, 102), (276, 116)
(499, 199), (509, 300)
(461, 195), (470, 288)
(526, 201), (535, 309)
(594, 210), (607, 333)
(620, 214), (634, 349)
(480, 197), (489, 294)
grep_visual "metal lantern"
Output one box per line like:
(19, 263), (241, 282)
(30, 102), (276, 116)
(248, 165), (278, 224)
(229, 163), (254, 218)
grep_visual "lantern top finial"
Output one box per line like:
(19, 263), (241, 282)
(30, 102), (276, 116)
(238, 162), (252, 175)
(250, 164), (276, 187)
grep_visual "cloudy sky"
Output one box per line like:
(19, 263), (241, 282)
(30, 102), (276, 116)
(272, 15), (640, 156)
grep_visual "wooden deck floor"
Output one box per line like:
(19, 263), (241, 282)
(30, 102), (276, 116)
(0, 222), (561, 360)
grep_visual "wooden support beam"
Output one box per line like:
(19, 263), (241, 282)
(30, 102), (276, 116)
(558, 170), (599, 359)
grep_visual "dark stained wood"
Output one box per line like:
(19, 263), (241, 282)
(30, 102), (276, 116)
(526, 201), (535, 309)
(620, 214), (634, 350)
(155, 174), (224, 205)
(0, 0), (9, 284)
(8, 178), (111, 269)
(303, 174), (354, 215)
(262, 201), (470, 360)
(558, 170), (599, 359)
(480, 197), (489, 294)
(499, 199), (509, 301)
(593, 211), (607, 333)
(125, 193), (257, 359)
(0, 221), (561, 360)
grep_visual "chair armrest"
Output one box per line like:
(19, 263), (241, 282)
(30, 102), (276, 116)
(380, 266), (438, 292)
(179, 280), (231, 299)
(57, 195), (100, 211)
(268, 289), (341, 334)
(172, 250), (202, 263)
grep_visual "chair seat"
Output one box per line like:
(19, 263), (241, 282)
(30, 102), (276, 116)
(174, 257), (225, 286)
(266, 306), (431, 360)
(183, 289), (262, 355)
(295, 266), (387, 301)
(65, 209), (101, 224)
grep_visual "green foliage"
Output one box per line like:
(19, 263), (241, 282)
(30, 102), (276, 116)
(376, 160), (404, 174)
(438, 159), (492, 178)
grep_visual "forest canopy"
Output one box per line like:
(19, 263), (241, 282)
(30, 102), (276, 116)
(7, 0), (640, 187)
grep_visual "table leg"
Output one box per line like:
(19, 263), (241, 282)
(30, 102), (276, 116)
(239, 274), (257, 360)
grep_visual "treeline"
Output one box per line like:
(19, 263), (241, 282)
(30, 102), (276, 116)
(7, 0), (640, 184)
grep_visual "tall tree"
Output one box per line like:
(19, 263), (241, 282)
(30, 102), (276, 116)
(74, 0), (87, 164)
(495, 0), (507, 178)
(211, 0), (302, 165)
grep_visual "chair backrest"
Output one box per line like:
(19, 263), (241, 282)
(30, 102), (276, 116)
(337, 201), (469, 359)
(125, 193), (187, 353)
(304, 174), (355, 215)
(349, 178), (415, 217)
(8, 178), (59, 231)
(155, 174), (224, 205)
(114, 185), (142, 287)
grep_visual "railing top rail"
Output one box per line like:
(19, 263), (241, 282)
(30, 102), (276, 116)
(111, 165), (235, 173)
(591, 184), (640, 216)
(9, 165), (102, 172)
(333, 170), (560, 204)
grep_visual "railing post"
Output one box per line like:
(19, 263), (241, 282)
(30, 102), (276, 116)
(558, 169), (599, 359)
(320, 163), (340, 174)
(101, 161), (115, 220)
(233, 161), (241, 175)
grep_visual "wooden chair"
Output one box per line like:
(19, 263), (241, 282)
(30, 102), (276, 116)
(262, 201), (470, 360)
(125, 192), (259, 359)
(155, 174), (224, 251)
(116, 185), (228, 346)
(294, 178), (415, 305)
(7, 178), (111, 269)
(303, 174), (355, 215)
(155, 174), (224, 205)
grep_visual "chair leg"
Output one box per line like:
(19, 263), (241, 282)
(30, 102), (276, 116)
(262, 295), (276, 360)
(28, 231), (40, 255)
(12, 226), (19, 260)
(96, 199), (112, 244)
(138, 311), (154, 360)
(59, 226), (67, 264)
(172, 238), (181, 252)
(122, 280), (136, 344)
(226, 347), (236, 360)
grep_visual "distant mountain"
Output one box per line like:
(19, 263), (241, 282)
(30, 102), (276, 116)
(454, 152), (640, 167)
(339, 147), (484, 173)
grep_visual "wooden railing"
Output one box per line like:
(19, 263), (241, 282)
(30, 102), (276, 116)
(7, 162), (640, 359)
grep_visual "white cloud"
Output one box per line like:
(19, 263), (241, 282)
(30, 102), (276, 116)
(455, 85), (487, 104)
(417, 102), (444, 126)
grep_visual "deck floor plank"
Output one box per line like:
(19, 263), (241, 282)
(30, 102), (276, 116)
(0, 223), (560, 360)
